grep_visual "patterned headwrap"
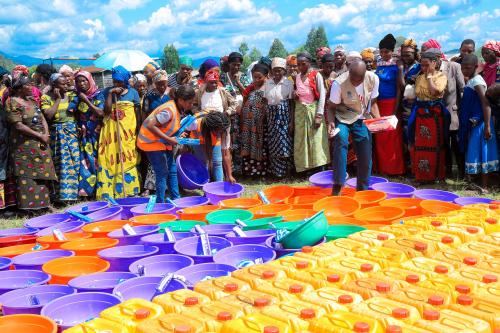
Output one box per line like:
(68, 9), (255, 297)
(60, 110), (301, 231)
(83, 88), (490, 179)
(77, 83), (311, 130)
(10, 71), (29, 90)
(153, 69), (168, 83)
(482, 40), (500, 56)
(205, 68), (220, 82)
(259, 56), (272, 70)
(179, 56), (193, 68)
(422, 39), (445, 59)
(132, 73), (147, 85)
(75, 70), (99, 98)
(333, 44), (346, 55)
(12, 65), (29, 76)
(286, 54), (297, 66)
(111, 65), (131, 87)
(297, 52), (313, 62)
(144, 61), (160, 72)
(49, 73), (64, 86)
(59, 64), (74, 75)
(199, 59), (219, 81)
(271, 57), (286, 70)
(360, 48), (375, 60)
(316, 47), (331, 61)
(402, 38), (418, 50)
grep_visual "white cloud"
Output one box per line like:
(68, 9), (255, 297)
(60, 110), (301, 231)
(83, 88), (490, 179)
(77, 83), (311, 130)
(106, 0), (148, 10)
(172, 0), (190, 7)
(0, 4), (32, 22)
(335, 34), (350, 41)
(129, 5), (176, 36)
(53, 0), (76, 16)
(389, 4), (439, 22)
(83, 19), (105, 39)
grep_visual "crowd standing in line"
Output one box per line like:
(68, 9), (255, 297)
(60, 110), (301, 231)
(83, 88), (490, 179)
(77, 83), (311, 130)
(0, 34), (499, 211)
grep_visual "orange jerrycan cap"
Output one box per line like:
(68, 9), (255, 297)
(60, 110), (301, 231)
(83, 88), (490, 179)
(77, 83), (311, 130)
(338, 294), (353, 304)
(224, 283), (238, 292)
(377, 233), (389, 241)
(434, 265), (448, 274)
(457, 295), (473, 306)
(431, 220), (442, 227)
(296, 261), (309, 269)
(428, 295), (444, 306)
(392, 308), (409, 319)
(217, 311), (232, 321)
(264, 326), (279, 333)
(254, 298), (270, 307)
(423, 309), (440, 320)
(289, 284), (304, 294)
(376, 282), (391, 293)
(360, 263), (373, 272)
(386, 325), (402, 333)
(327, 274), (340, 283)
(184, 297), (199, 306)
(261, 270), (275, 279)
(354, 322), (370, 333)
(414, 242), (428, 252)
(134, 308), (151, 320)
(466, 226), (479, 234)
(441, 236), (453, 244)
(406, 274), (420, 284)
(455, 284), (471, 294)
(300, 308), (316, 319)
(483, 274), (498, 283)
(302, 246), (313, 253)
(174, 325), (192, 333)
(463, 257), (477, 266)
(485, 217), (497, 224)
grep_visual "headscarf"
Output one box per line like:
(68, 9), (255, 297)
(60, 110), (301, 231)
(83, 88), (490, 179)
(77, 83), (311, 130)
(316, 47), (331, 61)
(12, 65), (29, 76)
(360, 48), (375, 61)
(286, 54), (297, 66)
(482, 40), (500, 87)
(402, 38), (418, 50)
(259, 56), (272, 70)
(297, 52), (313, 62)
(153, 70), (168, 83)
(199, 59), (219, 81)
(132, 73), (147, 85)
(49, 73), (64, 86)
(205, 68), (220, 82)
(333, 45), (346, 55)
(10, 71), (30, 90)
(75, 70), (99, 98)
(422, 39), (445, 59)
(179, 56), (193, 68)
(482, 40), (500, 57)
(251, 63), (269, 76)
(228, 52), (243, 64)
(59, 65), (74, 75)
(271, 57), (286, 70)
(379, 34), (397, 51)
(347, 51), (362, 63)
(321, 53), (335, 63)
(111, 65), (131, 87)
(144, 61), (160, 72)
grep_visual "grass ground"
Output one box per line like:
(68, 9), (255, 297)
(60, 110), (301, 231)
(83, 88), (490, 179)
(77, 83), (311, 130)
(0, 175), (499, 230)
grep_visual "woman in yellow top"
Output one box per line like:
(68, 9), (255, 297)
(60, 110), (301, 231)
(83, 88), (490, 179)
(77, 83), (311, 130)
(408, 50), (449, 183)
(41, 73), (79, 202)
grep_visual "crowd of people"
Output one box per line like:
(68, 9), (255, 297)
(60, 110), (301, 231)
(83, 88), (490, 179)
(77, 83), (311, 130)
(0, 34), (499, 211)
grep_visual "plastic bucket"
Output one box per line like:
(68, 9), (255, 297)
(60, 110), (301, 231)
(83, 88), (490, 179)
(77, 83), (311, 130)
(0, 235), (37, 248)
(309, 170), (335, 188)
(68, 272), (137, 293)
(12, 250), (74, 270)
(0, 284), (76, 315)
(0, 256), (12, 271)
(98, 245), (159, 271)
(130, 203), (176, 217)
(66, 201), (108, 215)
(42, 256), (110, 285)
(178, 205), (220, 221)
(454, 197), (493, 206)
(272, 221), (303, 231)
(213, 244), (276, 267)
(0, 314), (58, 333)
(129, 214), (177, 226)
(141, 233), (191, 254)
(175, 263), (236, 289)
(248, 204), (292, 219)
(176, 153), (210, 190)
(203, 181), (245, 205)
(129, 254), (194, 277)
(219, 198), (262, 209)
(420, 200), (461, 215)
(173, 196), (210, 213)
(265, 235), (326, 258)
(345, 176), (388, 190)
(0, 243), (49, 258)
(40, 292), (121, 331)
(86, 206), (123, 222)
(0, 270), (51, 295)
(281, 209), (317, 222)
(173, 236), (232, 264)
(61, 238), (119, 256)
(372, 182), (416, 199)
(37, 232), (91, 250)
(107, 225), (160, 246)
(325, 216), (366, 226)
(380, 198), (423, 217)
(279, 211), (328, 249)
(36, 221), (85, 237)
(190, 224), (235, 237)
(225, 229), (276, 245)
(326, 225), (367, 241)
(113, 276), (187, 301)
(82, 220), (129, 238)
(0, 227), (39, 238)
(115, 197), (149, 219)
(237, 217), (283, 231)
(353, 206), (405, 224)
(158, 220), (204, 233)
(353, 190), (387, 208)
(286, 195), (325, 210)
(255, 185), (294, 204)
(291, 186), (323, 196)
(414, 189), (459, 202)
(205, 209), (253, 225)
(313, 196), (361, 217)
(24, 213), (72, 229)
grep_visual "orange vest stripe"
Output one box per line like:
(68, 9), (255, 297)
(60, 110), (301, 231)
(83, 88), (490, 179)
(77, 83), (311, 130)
(137, 100), (180, 151)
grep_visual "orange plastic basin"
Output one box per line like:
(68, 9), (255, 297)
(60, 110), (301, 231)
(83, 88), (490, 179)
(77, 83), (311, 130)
(177, 205), (219, 222)
(82, 220), (129, 238)
(353, 190), (387, 207)
(60, 238), (119, 256)
(37, 232), (92, 249)
(313, 196), (361, 217)
(286, 195), (325, 210)
(0, 314), (57, 333)
(129, 214), (177, 226)
(420, 200), (461, 215)
(248, 204), (292, 219)
(354, 206), (405, 225)
(0, 243), (49, 258)
(254, 185), (295, 204)
(292, 186), (323, 196)
(325, 216), (366, 226)
(219, 198), (262, 209)
(42, 256), (110, 284)
(281, 209), (317, 222)
(380, 198), (423, 217)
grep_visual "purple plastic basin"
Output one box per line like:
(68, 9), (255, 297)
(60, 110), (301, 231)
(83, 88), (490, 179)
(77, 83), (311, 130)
(0, 257), (12, 271)
(0, 227), (39, 237)
(85, 206), (123, 223)
(98, 245), (159, 271)
(130, 203), (176, 217)
(225, 229), (277, 245)
(372, 182), (416, 199)
(454, 197), (493, 206)
(177, 153), (210, 190)
(68, 272), (137, 293)
(36, 221), (85, 237)
(345, 176), (389, 190)
(190, 224), (235, 237)
(24, 213), (72, 229)
(115, 197), (149, 219)
(107, 225), (160, 246)
(172, 196), (210, 214)
(414, 189), (459, 202)
(0, 284), (76, 315)
(67, 201), (109, 215)
(41, 292), (121, 331)
(265, 235), (326, 258)
(129, 254), (194, 277)
(12, 250), (74, 270)
(309, 170), (334, 188)
(174, 236), (233, 264)
(141, 233), (192, 255)
(0, 270), (51, 295)
(202, 181), (245, 205)
(175, 263), (236, 289)
(213, 244), (276, 267)
(113, 276), (186, 301)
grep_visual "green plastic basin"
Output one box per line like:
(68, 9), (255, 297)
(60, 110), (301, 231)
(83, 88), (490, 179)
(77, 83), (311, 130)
(279, 211), (328, 249)
(271, 221), (304, 231)
(241, 216), (284, 230)
(159, 220), (205, 232)
(205, 209), (254, 225)
(326, 224), (367, 241)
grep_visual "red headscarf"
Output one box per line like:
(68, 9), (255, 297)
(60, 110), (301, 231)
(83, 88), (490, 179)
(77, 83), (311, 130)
(316, 47), (331, 61)
(205, 68), (220, 82)
(482, 40), (500, 87)
(75, 70), (99, 98)
(482, 40), (500, 56)
(12, 65), (29, 77)
(422, 39), (445, 59)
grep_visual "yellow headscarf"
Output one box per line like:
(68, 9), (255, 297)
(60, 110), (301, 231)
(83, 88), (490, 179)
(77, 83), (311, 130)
(360, 48), (374, 60)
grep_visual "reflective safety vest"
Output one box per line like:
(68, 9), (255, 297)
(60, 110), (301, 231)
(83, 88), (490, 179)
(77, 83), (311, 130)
(189, 111), (221, 146)
(137, 100), (180, 151)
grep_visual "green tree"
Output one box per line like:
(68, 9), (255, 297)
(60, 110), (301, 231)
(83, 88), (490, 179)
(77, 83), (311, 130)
(242, 55), (252, 71)
(239, 42), (249, 56)
(163, 44), (179, 74)
(268, 39), (288, 58)
(291, 45), (306, 55)
(0, 54), (15, 71)
(304, 25), (329, 60)
(249, 47), (262, 62)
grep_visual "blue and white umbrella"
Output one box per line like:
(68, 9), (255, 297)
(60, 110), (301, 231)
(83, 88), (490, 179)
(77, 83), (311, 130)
(94, 49), (155, 72)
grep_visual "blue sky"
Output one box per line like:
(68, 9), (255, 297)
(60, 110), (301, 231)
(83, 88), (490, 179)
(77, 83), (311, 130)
(0, 0), (498, 59)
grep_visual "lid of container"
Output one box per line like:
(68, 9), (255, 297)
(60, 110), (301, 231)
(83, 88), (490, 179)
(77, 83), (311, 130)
(376, 282), (391, 293)
(428, 295), (444, 306)
(353, 322), (370, 333)
(423, 309), (440, 320)
(441, 236), (453, 244)
(377, 233), (389, 241)
(302, 246), (313, 253)
(174, 325), (192, 333)
(485, 217), (497, 224)
(463, 257), (477, 266)
(455, 284), (471, 294)
(360, 263), (373, 272)
(134, 308), (151, 320)
(217, 311), (232, 321)
(431, 221), (442, 227)
(296, 261), (309, 269)
(406, 274), (420, 284)
(457, 295), (473, 306)
(184, 297), (199, 306)
(254, 298), (270, 307)
(434, 265), (448, 274)
(300, 308), (316, 319)
(392, 308), (409, 319)
(264, 326), (279, 333)
(414, 242), (428, 252)
(224, 283), (238, 292)
(489, 204), (499, 210)
(385, 325), (402, 333)
(483, 274), (498, 283)
(466, 227), (479, 234)
(289, 284), (304, 294)
(262, 270), (275, 279)
(327, 274), (340, 283)
(338, 294), (353, 304)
